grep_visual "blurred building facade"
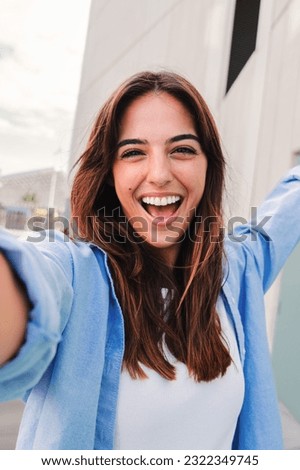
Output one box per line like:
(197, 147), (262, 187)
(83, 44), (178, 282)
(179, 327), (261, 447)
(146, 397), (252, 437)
(0, 168), (67, 232)
(69, 0), (300, 447)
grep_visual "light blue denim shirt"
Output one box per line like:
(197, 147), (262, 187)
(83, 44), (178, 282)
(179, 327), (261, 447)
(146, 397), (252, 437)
(0, 166), (300, 450)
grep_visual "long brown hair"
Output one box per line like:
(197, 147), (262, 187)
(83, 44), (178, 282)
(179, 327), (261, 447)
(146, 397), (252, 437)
(71, 71), (231, 381)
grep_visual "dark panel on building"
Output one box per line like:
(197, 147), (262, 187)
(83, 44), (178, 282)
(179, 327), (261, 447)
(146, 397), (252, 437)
(226, 0), (261, 93)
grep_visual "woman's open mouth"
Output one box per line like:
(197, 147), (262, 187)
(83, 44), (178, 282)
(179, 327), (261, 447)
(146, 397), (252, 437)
(140, 195), (182, 218)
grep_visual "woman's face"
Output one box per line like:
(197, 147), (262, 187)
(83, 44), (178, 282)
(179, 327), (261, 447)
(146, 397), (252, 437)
(112, 92), (207, 265)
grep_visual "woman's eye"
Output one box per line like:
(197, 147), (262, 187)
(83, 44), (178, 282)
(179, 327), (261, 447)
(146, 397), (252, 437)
(172, 146), (196, 155)
(121, 149), (144, 159)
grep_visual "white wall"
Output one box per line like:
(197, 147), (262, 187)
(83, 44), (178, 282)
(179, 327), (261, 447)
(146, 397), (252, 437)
(218, 0), (300, 343)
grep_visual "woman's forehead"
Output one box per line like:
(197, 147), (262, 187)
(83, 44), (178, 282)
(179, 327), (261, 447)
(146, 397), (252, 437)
(118, 92), (197, 141)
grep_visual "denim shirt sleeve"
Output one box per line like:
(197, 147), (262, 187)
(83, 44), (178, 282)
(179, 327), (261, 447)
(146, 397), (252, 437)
(0, 229), (74, 401)
(232, 165), (300, 292)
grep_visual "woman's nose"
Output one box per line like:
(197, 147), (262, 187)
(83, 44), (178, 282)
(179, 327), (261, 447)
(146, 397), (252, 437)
(146, 153), (173, 186)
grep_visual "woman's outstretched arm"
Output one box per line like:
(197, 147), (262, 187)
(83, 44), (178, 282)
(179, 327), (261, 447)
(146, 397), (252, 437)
(228, 165), (300, 293)
(0, 252), (30, 366)
(0, 230), (74, 401)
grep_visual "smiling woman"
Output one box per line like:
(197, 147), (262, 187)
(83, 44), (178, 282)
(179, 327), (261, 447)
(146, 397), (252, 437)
(1, 71), (300, 450)
(113, 92), (208, 264)
(71, 71), (229, 388)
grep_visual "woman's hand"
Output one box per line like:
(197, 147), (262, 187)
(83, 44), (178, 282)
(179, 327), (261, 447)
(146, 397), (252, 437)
(0, 252), (29, 366)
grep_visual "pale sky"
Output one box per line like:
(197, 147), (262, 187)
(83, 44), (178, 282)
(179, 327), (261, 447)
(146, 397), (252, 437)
(0, 0), (91, 175)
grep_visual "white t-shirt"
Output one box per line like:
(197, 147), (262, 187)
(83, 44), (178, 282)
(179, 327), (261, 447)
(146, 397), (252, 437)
(114, 297), (244, 449)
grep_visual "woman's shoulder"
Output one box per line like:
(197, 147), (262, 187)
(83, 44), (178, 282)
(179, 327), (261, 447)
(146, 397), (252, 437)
(0, 228), (108, 285)
(34, 230), (108, 279)
(28, 229), (105, 259)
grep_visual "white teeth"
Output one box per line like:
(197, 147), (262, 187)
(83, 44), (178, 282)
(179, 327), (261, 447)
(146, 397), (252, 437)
(141, 195), (181, 206)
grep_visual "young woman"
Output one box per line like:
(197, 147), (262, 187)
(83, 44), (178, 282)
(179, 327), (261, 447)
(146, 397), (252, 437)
(0, 71), (299, 450)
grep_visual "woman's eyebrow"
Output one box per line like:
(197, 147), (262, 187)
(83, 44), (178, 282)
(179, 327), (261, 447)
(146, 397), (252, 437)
(166, 134), (200, 144)
(116, 138), (147, 149)
(116, 134), (200, 149)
